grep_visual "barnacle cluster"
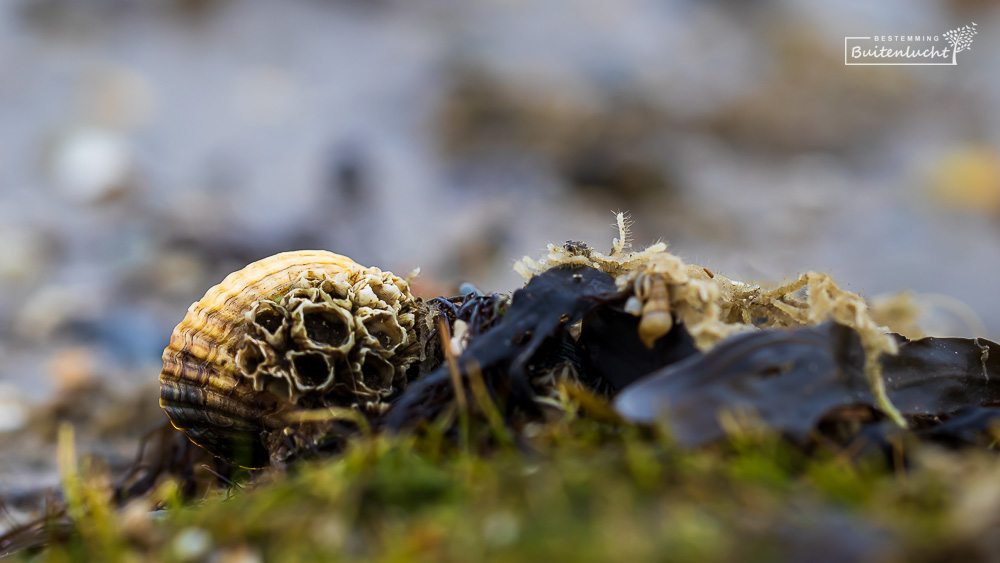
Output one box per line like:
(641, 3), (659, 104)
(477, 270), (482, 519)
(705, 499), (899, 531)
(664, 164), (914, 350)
(235, 267), (420, 407)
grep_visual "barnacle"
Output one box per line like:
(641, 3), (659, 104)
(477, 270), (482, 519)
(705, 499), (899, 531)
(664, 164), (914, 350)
(234, 265), (418, 402)
(514, 213), (906, 427)
(159, 251), (434, 467)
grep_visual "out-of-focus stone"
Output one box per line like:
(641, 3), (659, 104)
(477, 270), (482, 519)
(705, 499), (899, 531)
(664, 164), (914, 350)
(16, 284), (95, 341)
(0, 226), (51, 283)
(50, 127), (135, 204)
(0, 384), (28, 433)
(48, 346), (99, 395)
(925, 145), (1000, 214)
(171, 527), (213, 562)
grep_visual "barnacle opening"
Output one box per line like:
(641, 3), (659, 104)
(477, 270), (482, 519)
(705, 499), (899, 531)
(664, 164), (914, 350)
(294, 304), (353, 350)
(236, 339), (267, 383)
(289, 350), (334, 390)
(359, 310), (406, 351)
(251, 301), (286, 336)
(359, 353), (394, 392)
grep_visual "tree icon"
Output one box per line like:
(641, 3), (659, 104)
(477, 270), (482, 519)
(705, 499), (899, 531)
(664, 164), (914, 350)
(943, 22), (978, 64)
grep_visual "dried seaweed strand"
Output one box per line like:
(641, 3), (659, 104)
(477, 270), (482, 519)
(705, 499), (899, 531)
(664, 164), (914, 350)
(514, 213), (907, 428)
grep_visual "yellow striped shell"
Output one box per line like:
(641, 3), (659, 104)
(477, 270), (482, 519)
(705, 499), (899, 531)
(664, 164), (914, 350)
(159, 250), (430, 467)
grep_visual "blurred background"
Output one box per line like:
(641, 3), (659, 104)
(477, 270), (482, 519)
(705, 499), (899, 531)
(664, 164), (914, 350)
(2, 0), (1000, 512)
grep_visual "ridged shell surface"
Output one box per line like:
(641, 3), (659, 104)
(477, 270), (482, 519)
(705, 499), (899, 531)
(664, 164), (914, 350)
(159, 250), (426, 467)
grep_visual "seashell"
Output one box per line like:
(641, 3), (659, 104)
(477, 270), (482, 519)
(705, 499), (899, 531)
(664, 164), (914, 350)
(159, 250), (433, 468)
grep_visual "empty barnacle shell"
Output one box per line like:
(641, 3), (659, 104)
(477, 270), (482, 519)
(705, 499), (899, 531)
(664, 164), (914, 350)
(159, 250), (435, 467)
(289, 302), (355, 353)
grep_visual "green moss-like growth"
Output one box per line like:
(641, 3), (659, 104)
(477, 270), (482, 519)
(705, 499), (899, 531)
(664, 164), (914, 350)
(23, 392), (999, 563)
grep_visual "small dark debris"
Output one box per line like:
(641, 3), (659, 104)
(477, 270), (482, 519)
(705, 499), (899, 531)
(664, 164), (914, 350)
(563, 240), (589, 254)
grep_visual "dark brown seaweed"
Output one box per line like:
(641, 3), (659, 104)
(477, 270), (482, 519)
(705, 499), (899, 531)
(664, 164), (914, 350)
(386, 266), (619, 430)
(613, 322), (875, 446)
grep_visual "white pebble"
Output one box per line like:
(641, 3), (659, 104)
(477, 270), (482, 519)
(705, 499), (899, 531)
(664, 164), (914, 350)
(0, 401), (27, 433)
(51, 128), (133, 203)
(172, 527), (213, 561)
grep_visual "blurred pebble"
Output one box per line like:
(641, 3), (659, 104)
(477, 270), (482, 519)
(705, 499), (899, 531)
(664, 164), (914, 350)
(925, 145), (1000, 214)
(50, 127), (134, 204)
(172, 527), (213, 562)
(0, 385), (29, 433)
(458, 282), (484, 296)
(16, 284), (96, 340)
(119, 498), (156, 546)
(0, 226), (51, 282)
(47, 347), (98, 394)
